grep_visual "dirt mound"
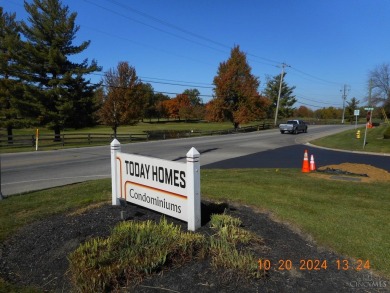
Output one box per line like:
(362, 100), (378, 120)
(311, 163), (390, 183)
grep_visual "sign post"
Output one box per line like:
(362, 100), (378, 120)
(186, 147), (201, 231)
(111, 139), (121, 206)
(363, 121), (368, 149)
(111, 140), (201, 231)
(354, 110), (360, 129)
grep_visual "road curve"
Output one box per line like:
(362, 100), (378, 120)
(3, 124), (386, 196)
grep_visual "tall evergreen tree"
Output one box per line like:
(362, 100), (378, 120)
(263, 72), (296, 120)
(346, 97), (360, 122)
(0, 8), (25, 142)
(20, 0), (101, 139)
(183, 88), (202, 106)
(138, 82), (155, 122)
(210, 45), (261, 128)
(154, 92), (170, 121)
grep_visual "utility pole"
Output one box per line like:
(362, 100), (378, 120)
(341, 84), (350, 124)
(368, 78), (373, 126)
(363, 80), (373, 149)
(368, 79), (373, 108)
(274, 63), (290, 126)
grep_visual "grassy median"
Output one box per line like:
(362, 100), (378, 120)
(311, 124), (390, 153)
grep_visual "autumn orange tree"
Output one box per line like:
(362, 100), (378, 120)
(208, 45), (266, 128)
(178, 89), (205, 121)
(160, 89), (205, 121)
(294, 105), (314, 118)
(314, 107), (342, 120)
(97, 62), (144, 136)
(162, 94), (190, 120)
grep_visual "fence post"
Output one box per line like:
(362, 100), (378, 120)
(62, 134), (65, 146)
(111, 139), (121, 205)
(186, 147), (201, 231)
(35, 129), (39, 151)
(88, 133), (91, 144)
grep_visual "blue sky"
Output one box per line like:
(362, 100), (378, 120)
(3, 0), (390, 109)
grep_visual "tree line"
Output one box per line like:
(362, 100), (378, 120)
(1, 1), (389, 141)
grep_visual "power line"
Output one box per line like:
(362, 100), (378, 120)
(296, 94), (342, 106)
(96, 81), (214, 98)
(295, 101), (324, 109)
(82, 0), (228, 55)
(141, 79), (213, 89)
(80, 24), (214, 67)
(8, 0), (351, 99)
(103, 0), (283, 66)
(83, 0), (282, 68)
(89, 72), (214, 89)
(289, 66), (342, 86)
(4, 68), (343, 108)
(104, 0), (229, 50)
(89, 0), (356, 86)
(139, 76), (212, 87)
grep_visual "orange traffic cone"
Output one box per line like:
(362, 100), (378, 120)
(310, 154), (316, 171)
(302, 150), (310, 173)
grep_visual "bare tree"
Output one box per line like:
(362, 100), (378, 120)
(368, 63), (390, 107)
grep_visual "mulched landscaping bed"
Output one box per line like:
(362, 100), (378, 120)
(1, 200), (389, 293)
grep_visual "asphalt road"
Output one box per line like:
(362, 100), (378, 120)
(1, 124), (389, 196)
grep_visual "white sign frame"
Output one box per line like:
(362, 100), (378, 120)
(110, 139), (201, 231)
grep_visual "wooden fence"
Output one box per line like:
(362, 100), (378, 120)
(0, 122), (273, 149)
(0, 133), (147, 149)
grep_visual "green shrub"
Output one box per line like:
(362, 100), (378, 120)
(68, 218), (206, 292)
(209, 213), (264, 279)
(68, 213), (265, 292)
(210, 243), (262, 278)
(209, 213), (242, 229)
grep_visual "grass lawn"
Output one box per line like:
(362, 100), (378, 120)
(1, 170), (389, 279)
(311, 124), (390, 153)
(0, 179), (111, 243)
(201, 168), (390, 278)
(1, 120), (262, 136)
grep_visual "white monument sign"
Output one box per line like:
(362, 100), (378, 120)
(110, 139), (201, 231)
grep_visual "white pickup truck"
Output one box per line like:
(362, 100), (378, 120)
(279, 120), (308, 134)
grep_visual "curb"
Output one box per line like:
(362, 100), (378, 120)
(305, 142), (390, 157)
